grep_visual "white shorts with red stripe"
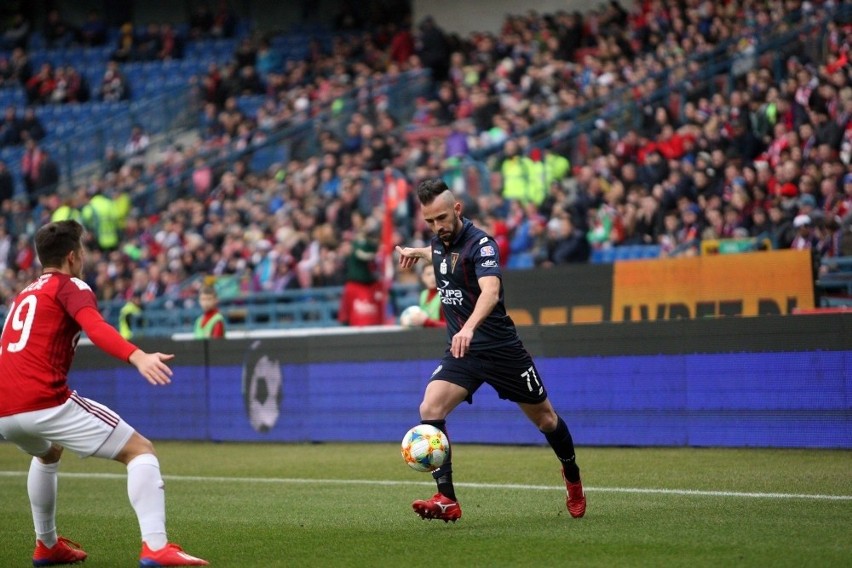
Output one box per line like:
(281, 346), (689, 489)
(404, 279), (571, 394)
(0, 391), (135, 459)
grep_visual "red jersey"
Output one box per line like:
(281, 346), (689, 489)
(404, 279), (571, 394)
(0, 273), (101, 416)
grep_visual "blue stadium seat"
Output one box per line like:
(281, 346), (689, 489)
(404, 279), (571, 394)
(507, 252), (535, 270)
(0, 88), (25, 108)
(85, 69), (104, 92)
(123, 62), (147, 85)
(610, 245), (662, 262)
(160, 59), (180, 74)
(28, 33), (45, 50)
(27, 48), (48, 67)
(590, 248), (617, 264)
(81, 46), (112, 64)
(0, 146), (21, 163)
(250, 145), (288, 172)
(237, 95), (266, 117)
(620, 245), (645, 260)
(643, 245), (662, 259)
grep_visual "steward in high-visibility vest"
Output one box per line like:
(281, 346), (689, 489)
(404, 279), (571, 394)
(118, 295), (142, 339)
(193, 285), (226, 339)
(417, 264), (445, 328)
(113, 191), (131, 229)
(500, 140), (538, 205)
(419, 287), (442, 321)
(50, 203), (82, 223)
(81, 189), (119, 251)
(529, 148), (570, 206)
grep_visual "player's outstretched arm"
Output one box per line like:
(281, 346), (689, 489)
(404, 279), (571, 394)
(395, 245), (432, 268)
(75, 306), (174, 385)
(129, 350), (174, 386)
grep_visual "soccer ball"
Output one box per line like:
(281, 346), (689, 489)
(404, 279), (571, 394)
(399, 305), (427, 327)
(400, 424), (449, 472)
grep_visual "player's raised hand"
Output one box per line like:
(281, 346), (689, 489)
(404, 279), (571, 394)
(129, 350), (175, 385)
(396, 245), (430, 269)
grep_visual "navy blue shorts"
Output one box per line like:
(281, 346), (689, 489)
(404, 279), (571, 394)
(430, 343), (548, 404)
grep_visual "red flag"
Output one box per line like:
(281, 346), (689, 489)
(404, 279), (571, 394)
(379, 171), (408, 323)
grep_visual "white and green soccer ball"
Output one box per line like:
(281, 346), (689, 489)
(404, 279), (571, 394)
(399, 305), (427, 327)
(400, 424), (449, 472)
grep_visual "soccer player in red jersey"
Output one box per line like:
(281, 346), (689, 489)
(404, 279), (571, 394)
(0, 221), (207, 567)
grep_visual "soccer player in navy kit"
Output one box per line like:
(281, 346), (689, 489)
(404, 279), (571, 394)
(396, 178), (586, 522)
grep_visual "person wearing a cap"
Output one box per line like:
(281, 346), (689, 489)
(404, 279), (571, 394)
(778, 182), (799, 199)
(544, 214), (590, 265)
(791, 211), (825, 295)
(798, 193), (817, 215)
(674, 202), (703, 256)
(791, 214), (818, 251)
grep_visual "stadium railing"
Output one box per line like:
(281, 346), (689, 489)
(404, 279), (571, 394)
(113, 281), (420, 338)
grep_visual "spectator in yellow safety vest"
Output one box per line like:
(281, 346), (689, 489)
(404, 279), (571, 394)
(81, 184), (119, 252)
(499, 139), (538, 205)
(529, 147), (570, 206)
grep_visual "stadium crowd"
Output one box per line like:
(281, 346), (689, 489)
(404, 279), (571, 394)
(0, 0), (849, 317)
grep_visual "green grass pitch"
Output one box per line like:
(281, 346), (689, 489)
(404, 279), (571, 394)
(0, 441), (849, 567)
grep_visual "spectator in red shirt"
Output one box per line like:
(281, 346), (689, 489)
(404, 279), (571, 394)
(390, 22), (415, 66)
(25, 63), (56, 105)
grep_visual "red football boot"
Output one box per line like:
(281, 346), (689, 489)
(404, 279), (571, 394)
(32, 536), (87, 566)
(139, 542), (208, 567)
(412, 492), (462, 522)
(562, 468), (587, 518)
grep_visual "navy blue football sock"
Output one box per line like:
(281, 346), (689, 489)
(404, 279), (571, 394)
(421, 419), (456, 501)
(543, 416), (581, 483)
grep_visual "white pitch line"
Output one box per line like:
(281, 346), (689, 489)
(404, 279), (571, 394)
(1, 470), (850, 501)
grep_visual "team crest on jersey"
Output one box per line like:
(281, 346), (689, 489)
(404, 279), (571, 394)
(450, 252), (460, 273)
(480, 245), (495, 257)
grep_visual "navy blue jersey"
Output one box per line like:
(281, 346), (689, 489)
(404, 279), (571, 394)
(431, 218), (520, 350)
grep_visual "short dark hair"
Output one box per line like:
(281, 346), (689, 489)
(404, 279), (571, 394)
(416, 178), (450, 205)
(34, 220), (84, 268)
(200, 285), (218, 297)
